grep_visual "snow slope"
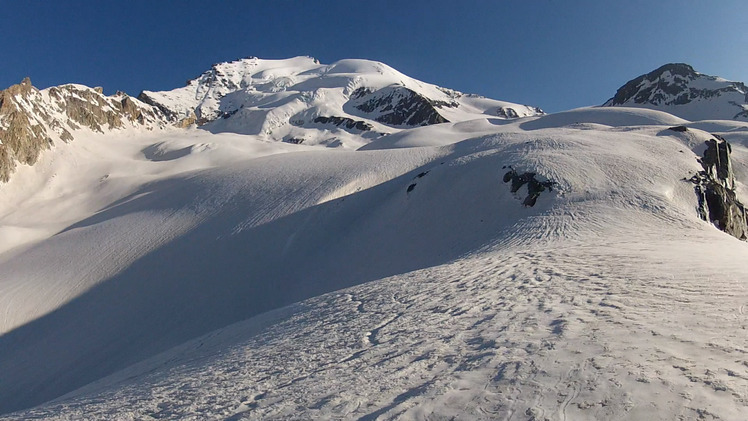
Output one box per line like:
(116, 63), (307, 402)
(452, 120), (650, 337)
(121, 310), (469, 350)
(1, 103), (747, 419)
(2, 59), (748, 420)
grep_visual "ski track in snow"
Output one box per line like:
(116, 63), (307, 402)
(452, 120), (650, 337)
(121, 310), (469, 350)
(10, 229), (748, 421)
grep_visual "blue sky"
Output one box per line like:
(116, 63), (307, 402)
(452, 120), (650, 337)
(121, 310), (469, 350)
(1, 0), (746, 112)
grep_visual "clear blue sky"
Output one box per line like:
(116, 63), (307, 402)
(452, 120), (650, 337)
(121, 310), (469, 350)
(1, 0), (746, 112)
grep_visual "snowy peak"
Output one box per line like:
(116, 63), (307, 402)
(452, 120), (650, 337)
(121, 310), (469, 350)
(138, 56), (544, 145)
(604, 63), (748, 121)
(0, 78), (165, 182)
(0, 56), (544, 185)
(138, 56), (325, 126)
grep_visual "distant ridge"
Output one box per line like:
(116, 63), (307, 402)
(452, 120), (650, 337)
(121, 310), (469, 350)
(0, 56), (543, 185)
(604, 63), (748, 121)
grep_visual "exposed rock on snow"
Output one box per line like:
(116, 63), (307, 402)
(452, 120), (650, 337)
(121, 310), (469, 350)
(668, 125), (689, 133)
(0, 78), (52, 182)
(310, 115), (373, 132)
(604, 63), (748, 121)
(497, 105), (543, 119)
(502, 166), (557, 207)
(350, 85), (450, 126)
(690, 137), (748, 239)
(0, 78), (164, 182)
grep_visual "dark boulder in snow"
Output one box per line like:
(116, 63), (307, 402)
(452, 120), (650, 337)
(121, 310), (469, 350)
(689, 137), (748, 240)
(502, 166), (556, 207)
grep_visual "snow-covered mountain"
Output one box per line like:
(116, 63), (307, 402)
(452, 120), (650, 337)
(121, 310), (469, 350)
(0, 57), (542, 185)
(1, 59), (748, 420)
(603, 63), (748, 121)
(138, 56), (543, 146)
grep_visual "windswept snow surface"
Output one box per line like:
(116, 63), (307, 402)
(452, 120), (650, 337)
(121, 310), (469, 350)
(1, 106), (748, 419)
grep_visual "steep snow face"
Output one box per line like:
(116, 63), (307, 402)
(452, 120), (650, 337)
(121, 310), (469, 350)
(604, 63), (748, 121)
(138, 57), (543, 147)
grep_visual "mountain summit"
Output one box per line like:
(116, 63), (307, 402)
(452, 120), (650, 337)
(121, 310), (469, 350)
(138, 56), (543, 145)
(603, 63), (748, 121)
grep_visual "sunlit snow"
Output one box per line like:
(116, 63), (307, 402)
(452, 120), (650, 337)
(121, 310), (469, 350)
(1, 59), (747, 420)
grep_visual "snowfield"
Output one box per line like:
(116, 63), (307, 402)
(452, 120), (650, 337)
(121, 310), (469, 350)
(1, 88), (748, 419)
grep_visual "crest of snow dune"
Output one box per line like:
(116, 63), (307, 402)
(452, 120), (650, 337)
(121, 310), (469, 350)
(604, 63), (748, 121)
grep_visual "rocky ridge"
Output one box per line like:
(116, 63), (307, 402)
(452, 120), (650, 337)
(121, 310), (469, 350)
(689, 134), (748, 240)
(604, 63), (748, 121)
(0, 78), (165, 182)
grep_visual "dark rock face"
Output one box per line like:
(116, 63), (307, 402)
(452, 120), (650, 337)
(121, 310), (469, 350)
(689, 137), (747, 240)
(350, 86), (449, 127)
(603, 63), (748, 119)
(137, 91), (199, 127)
(137, 91), (177, 120)
(606, 64), (701, 106)
(496, 106), (543, 119)
(312, 116), (373, 132)
(498, 106), (544, 119)
(502, 166), (556, 207)
(497, 107), (520, 119)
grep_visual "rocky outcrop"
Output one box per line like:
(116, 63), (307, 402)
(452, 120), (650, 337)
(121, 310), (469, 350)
(350, 86), (449, 127)
(604, 63), (748, 121)
(312, 116), (373, 132)
(47, 85), (162, 132)
(0, 78), (165, 183)
(495, 106), (545, 119)
(496, 107), (521, 119)
(0, 78), (52, 182)
(137, 91), (199, 127)
(689, 137), (747, 240)
(502, 166), (557, 207)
